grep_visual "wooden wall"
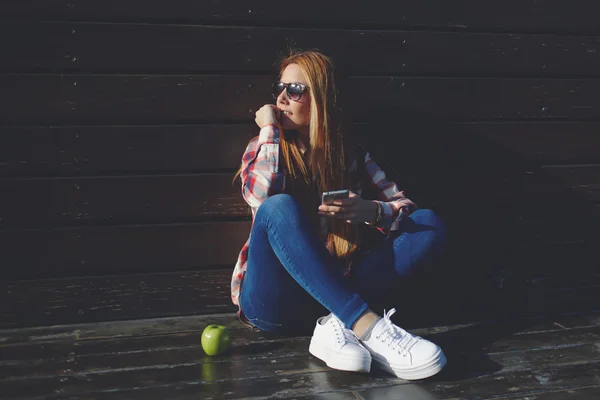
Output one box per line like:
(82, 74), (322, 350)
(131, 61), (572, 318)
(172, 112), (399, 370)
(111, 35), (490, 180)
(1, 1), (599, 281)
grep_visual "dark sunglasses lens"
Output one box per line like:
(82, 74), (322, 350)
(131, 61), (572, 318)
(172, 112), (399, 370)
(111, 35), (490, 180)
(286, 84), (303, 100)
(272, 82), (286, 99)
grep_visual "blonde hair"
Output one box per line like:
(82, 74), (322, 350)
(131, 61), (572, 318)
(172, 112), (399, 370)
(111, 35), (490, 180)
(238, 50), (361, 260)
(279, 50), (360, 260)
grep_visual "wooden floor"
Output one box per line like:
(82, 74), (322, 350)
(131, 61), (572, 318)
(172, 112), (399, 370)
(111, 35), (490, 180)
(2, 270), (600, 399)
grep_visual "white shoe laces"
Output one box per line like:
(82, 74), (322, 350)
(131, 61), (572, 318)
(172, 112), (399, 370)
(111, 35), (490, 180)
(375, 308), (420, 357)
(331, 315), (360, 346)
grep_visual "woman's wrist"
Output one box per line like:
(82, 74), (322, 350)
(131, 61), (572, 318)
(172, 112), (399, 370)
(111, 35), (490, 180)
(366, 201), (382, 226)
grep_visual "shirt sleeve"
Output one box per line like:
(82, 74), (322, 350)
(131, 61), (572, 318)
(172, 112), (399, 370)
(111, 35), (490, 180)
(364, 152), (418, 234)
(240, 125), (285, 209)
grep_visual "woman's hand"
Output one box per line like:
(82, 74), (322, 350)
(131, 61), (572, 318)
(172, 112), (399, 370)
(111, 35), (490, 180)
(318, 191), (379, 224)
(255, 104), (281, 129)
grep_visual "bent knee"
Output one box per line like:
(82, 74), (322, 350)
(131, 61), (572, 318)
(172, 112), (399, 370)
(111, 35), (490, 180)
(410, 209), (443, 229)
(256, 194), (298, 221)
(260, 193), (295, 208)
(409, 209), (446, 248)
(410, 208), (436, 223)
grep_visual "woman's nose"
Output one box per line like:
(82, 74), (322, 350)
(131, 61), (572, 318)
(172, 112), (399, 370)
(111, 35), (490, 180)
(276, 89), (289, 105)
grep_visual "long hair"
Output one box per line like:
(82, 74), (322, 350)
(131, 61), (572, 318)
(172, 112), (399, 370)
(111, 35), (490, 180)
(279, 50), (360, 260)
(238, 50), (361, 261)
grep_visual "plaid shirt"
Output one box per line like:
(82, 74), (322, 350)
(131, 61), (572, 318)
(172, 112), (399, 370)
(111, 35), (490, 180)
(231, 125), (417, 307)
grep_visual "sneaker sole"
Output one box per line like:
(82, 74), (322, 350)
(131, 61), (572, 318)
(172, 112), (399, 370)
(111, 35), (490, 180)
(309, 340), (371, 373)
(373, 348), (447, 380)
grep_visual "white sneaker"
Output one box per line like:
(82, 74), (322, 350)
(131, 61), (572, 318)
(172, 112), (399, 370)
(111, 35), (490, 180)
(309, 314), (372, 373)
(360, 309), (446, 380)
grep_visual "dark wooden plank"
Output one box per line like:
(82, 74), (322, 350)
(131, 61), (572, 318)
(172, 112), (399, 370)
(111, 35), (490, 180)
(0, 167), (597, 228)
(0, 221), (251, 280)
(0, 320), (268, 367)
(0, 74), (271, 125)
(2, 311), (600, 397)
(3, 302), (600, 358)
(2, 123), (599, 178)
(0, 125), (252, 177)
(455, 122), (600, 165)
(505, 386), (600, 399)
(357, 121), (600, 167)
(350, 77), (600, 122)
(3, 339), (600, 399)
(299, 390), (434, 400)
(402, 165), (600, 228)
(4, 310), (599, 349)
(0, 313), (245, 347)
(4, 23), (600, 76)
(2, 324), (600, 393)
(2, 320), (596, 370)
(79, 362), (600, 400)
(3, 312), (600, 381)
(391, 167), (600, 252)
(0, 316), (233, 347)
(0, 330), (296, 381)
(3, 75), (600, 125)
(2, 248), (599, 329)
(395, 165), (600, 202)
(0, 270), (236, 329)
(0, 214), (595, 282)
(0, 173), (248, 228)
(1, 1), (599, 32)
(355, 360), (600, 399)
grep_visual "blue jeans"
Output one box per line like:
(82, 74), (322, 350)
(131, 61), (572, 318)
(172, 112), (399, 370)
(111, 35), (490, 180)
(239, 194), (445, 335)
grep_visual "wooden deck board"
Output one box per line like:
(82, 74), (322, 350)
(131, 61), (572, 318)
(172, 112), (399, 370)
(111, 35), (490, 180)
(301, 385), (600, 400)
(51, 359), (599, 399)
(2, 309), (600, 399)
(0, 269), (236, 328)
(1, 256), (598, 399)
(503, 386), (600, 399)
(3, 319), (599, 381)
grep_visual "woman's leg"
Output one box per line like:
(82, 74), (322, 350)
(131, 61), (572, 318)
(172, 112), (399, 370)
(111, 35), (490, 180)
(241, 200), (447, 379)
(239, 194), (369, 334)
(351, 209), (446, 296)
(342, 209), (448, 379)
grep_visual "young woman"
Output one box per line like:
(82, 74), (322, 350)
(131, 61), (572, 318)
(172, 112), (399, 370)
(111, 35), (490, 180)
(231, 50), (447, 380)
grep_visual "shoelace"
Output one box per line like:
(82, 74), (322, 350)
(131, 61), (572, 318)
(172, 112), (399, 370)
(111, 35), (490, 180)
(331, 315), (361, 346)
(375, 308), (420, 357)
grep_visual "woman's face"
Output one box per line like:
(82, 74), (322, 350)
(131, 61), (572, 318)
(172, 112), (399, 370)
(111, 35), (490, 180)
(276, 63), (311, 136)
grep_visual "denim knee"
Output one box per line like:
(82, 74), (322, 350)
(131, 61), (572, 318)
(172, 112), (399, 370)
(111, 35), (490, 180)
(255, 194), (298, 222)
(409, 209), (446, 251)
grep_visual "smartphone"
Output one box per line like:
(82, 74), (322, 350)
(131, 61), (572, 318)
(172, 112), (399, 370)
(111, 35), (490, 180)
(321, 189), (350, 205)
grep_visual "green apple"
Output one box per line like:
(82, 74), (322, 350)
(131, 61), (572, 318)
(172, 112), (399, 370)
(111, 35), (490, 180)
(201, 324), (232, 356)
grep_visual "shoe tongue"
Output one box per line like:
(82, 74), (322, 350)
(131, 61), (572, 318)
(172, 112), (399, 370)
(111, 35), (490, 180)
(372, 317), (407, 339)
(371, 317), (391, 337)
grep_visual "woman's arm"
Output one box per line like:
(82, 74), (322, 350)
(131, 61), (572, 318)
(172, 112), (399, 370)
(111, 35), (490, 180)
(364, 152), (417, 234)
(240, 124), (285, 209)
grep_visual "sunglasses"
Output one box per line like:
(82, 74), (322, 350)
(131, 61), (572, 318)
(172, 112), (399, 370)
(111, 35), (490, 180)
(272, 81), (307, 101)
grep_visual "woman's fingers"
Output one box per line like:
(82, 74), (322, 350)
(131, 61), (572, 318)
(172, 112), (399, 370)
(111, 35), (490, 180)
(318, 204), (344, 213)
(318, 193), (371, 224)
(332, 197), (358, 207)
(318, 210), (360, 224)
(255, 104), (280, 128)
(318, 209), (356, 217)
(333, 212), (357, 220)
(319, 199), (361, 224)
